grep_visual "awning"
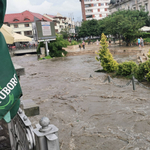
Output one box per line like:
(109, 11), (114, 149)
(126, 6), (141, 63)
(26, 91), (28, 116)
(0, 24), (14, 44)
(0, 24), (32, 44)
(13, 33), (32, 42)
(139, 26), (150, 32)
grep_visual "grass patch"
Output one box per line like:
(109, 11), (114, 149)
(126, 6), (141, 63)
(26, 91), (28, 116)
(39, 55), (52, 60)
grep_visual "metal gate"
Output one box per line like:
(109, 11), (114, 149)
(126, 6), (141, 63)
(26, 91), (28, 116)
(8, 108), (35, 150)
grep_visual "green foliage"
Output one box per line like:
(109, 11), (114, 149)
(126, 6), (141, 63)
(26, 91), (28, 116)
(135, 59), (150, 82)
(39, 55), (52, 60)
(78, 19), (99, 38)
(116, 61), (138, 76)
(37, 42), (45, 54)
(60, 27), (70, 39)
(147, 49), (150, 58)
(144, 38), (150, 43)
(37, 34), (68, 58)
(71, 40), (78, 45)
(98, 9), (149, 44)
(96, 33), (118, 72)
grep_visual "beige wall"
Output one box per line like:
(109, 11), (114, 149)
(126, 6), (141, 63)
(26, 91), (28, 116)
(10, 23), (33, 36)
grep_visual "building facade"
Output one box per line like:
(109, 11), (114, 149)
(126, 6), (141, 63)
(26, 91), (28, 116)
(109, 0), (150, 15)
(44, 13), (75, 34)
(79, 0), (110, 21)
(4, 10), (52, 38)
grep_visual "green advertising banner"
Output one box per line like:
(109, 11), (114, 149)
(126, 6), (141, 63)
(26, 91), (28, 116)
(0, 0), (22, 121)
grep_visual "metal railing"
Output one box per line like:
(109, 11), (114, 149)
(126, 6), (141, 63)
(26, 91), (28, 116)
(103, 75), (150, 91)
(8, 107), (59, 150)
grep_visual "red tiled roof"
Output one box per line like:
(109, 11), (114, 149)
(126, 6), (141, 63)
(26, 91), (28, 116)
(4, 10), (52, 24)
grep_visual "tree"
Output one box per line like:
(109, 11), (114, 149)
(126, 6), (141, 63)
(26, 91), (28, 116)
(60, 27), (70, 39)
(78, 19), (99, 38)
(96, 33), (118, 72)
(99, 9), (149, 44)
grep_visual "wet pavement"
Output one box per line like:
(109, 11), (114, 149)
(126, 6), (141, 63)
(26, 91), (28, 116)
(11, 45), (150, 150)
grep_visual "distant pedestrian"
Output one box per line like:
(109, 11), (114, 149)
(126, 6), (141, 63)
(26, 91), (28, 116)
(82, 41), (85, 49)
(138, 38), (141, 48)
(96, 40), (99, 46)
(79, 43), (82, 50)
(140, 37), (144, 48)
(109, 39), (111, 46)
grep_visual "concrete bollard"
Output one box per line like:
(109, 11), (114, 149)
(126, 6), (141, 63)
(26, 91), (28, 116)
(108, 76), (111, 83)
(33, 117), (59, 150)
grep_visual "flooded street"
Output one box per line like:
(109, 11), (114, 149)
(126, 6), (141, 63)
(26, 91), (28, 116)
(12, 52), (150, 150)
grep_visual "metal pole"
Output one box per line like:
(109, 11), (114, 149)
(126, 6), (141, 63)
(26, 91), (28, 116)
(45, 41), (49, 56)
(132, 76), (135, 91)
(108, 76), (111, 83)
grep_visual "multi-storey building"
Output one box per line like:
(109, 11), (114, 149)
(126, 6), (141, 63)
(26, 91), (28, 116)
(4, 10), (52, 38)
(44, 13), (75, 34)
(79, 0), (110, 20)
(109, 0), (150, 15)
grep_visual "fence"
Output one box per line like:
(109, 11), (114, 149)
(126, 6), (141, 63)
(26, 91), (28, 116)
(8, 107), (59, 150)
(103, 75), (150, 91)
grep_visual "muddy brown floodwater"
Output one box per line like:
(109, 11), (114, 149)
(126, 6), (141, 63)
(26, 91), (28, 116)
(12, 52), (150, 150)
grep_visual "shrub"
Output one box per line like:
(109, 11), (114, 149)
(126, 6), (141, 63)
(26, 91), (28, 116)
(37, 42), (45, 54)
(116, 61), (138, 76)
(135, 59), (150, 81)
(37, 34), (68, 57)
(147, 49), (150, 58)
(71, 40), (78, 45)
(96, 33), (118, 72)
(143, 38), (150, 43)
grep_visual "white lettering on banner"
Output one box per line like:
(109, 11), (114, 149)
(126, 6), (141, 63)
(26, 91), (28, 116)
(0, 74), (18, 102)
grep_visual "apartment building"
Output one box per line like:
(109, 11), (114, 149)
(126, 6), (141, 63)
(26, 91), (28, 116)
(79, 0), (110, 20)
(109, 0), (150, 15)
(4, 10), (52, 38)
(44, 13), (75, 34)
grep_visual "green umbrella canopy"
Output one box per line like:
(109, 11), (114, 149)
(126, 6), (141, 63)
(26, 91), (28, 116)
(0, 0), (22, 122)
(0, 0), (6, 28)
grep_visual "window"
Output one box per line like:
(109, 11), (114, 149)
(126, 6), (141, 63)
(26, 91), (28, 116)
(145, 3), (148, 12)
(101, 3), (104, 6)
(13, 19), (19, 22)
(93, 9), (98, 13)
(24, 31), (32, 36)
(102, 14), (106, 17)
(85, 4), (91, 8)
(24, 18), (30, 21)
(94, 3), (98, 7)
(14, 24), (18, 28)
(16, 32), (21, 34)
(139, 5), (142, 10)
(86, 15), (92, 18)
(25, 24), (29, 27)
(85, 9), (92, 13)
(133, 6), (136, 10)
(55, 29), (58, 33)
(95, 14), (99, 18)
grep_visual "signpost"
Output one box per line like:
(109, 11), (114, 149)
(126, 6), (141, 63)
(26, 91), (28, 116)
(35, 21), (56, 56)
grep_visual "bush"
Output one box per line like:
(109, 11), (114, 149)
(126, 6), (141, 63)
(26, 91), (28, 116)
(116, 61), (138, 76)
(135, 59), (150, 82)
(71, 40), (78, 45)
(37, 42), (45, 54)
(37, 34), (68, 57)
(96, 33), (118, 72)
(143, 38), (150, 43)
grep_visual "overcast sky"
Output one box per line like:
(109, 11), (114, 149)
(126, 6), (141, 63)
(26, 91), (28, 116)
(6, 0), (82, 21)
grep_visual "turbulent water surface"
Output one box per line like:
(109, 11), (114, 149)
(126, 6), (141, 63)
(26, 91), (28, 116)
(12, 53), (150, 150)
